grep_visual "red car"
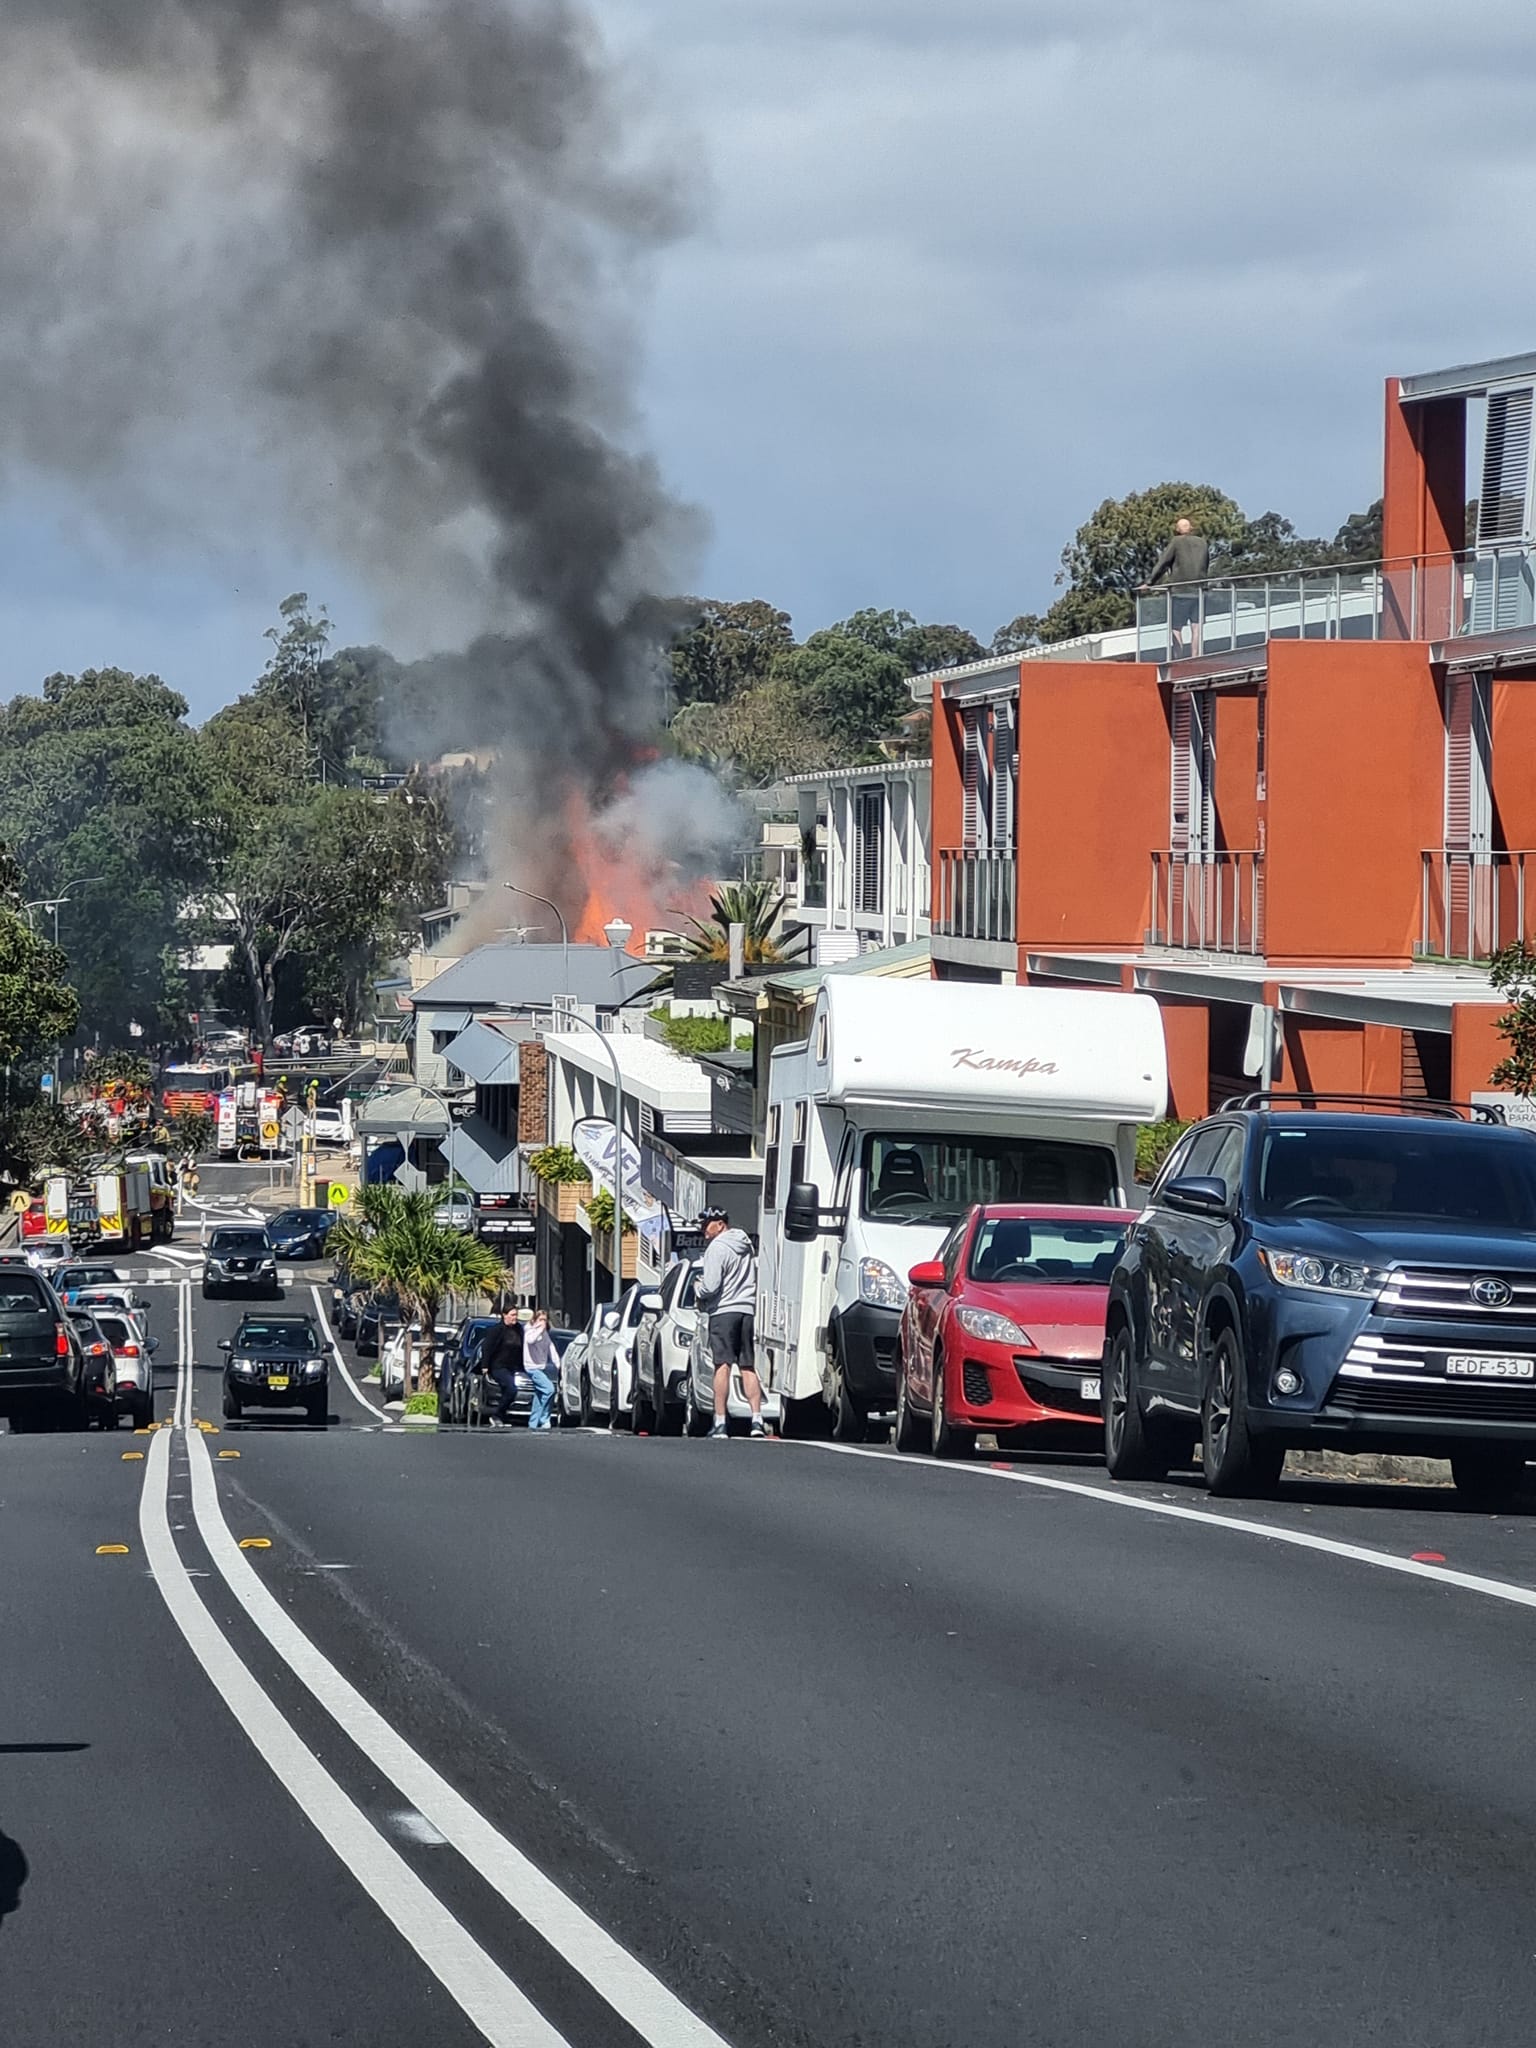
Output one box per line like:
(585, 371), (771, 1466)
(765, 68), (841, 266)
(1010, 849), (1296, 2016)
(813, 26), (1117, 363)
(895, 1204), (1136, 1458)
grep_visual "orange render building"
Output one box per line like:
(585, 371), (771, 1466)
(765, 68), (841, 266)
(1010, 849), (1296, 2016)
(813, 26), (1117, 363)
(923, 351), (1536, 1120)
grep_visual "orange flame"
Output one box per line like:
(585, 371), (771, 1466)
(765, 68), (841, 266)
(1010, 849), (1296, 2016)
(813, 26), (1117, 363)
(562, 786), (710, 951)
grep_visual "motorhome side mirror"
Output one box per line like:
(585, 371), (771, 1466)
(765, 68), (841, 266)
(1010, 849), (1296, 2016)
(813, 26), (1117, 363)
(907, 1260), (947, 1290)
(784, 1181), (821, 1243)
(1163, 1175), (1229, 1217)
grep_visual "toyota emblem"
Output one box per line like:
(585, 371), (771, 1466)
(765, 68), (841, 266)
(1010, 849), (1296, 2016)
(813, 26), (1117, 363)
(1471, 1276), (1514, 1308)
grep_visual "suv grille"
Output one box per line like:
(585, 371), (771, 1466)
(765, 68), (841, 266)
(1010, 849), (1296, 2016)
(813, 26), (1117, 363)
(962, 1361), (993, 1406)
(1328, 1378), (1536, 1423)
(1378, 1268), (1536, 1322)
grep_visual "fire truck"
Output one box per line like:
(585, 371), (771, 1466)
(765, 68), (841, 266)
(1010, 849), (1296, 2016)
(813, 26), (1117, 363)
(42, 1167), (156, 1250)
(124, 1150), (179, 1243)
(216, 1082), (287, 1161)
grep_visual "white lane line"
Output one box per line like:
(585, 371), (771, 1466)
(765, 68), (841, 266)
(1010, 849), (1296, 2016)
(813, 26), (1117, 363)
(800, 1442), (1536, 1614)
(310, 1286), (383, 1420)
(184, 1425), (732, 2047)
(177, 1279), (193, 1431)
(139, 1428), (566, 2046)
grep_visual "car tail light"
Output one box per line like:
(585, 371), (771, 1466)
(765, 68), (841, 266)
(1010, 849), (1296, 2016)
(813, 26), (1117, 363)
(121, 1343), (141, 1357)
(55, 1325), (69, 1356)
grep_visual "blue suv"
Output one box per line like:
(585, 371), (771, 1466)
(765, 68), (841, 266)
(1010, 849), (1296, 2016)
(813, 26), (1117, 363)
(1104, 1097), (1536, 1506)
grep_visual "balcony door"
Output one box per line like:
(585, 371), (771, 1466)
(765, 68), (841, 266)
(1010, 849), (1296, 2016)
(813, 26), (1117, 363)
(1443, 672), (1493, 956)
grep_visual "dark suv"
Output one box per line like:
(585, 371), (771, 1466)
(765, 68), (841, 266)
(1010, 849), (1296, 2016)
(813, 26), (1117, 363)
(220, 1312), (329, 1423)
(0, 1270), (88, 1432)
(203, 1226), (279, 1299)
(1104, 1098), (1536, 1506)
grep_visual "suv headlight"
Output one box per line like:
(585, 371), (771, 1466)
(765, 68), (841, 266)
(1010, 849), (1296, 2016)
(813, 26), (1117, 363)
(956, 1305), (1032, 1346)
(1259, 1249), (1386, 1298)
(858, 1258), (907, 1310)
(303, 1358), (326, 1377)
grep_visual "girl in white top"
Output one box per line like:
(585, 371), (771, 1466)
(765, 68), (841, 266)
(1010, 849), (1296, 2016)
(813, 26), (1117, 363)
(523, 1310), (557, 1430)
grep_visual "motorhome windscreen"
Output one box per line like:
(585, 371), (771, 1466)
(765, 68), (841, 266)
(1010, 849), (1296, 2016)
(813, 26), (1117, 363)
(859, 1133), (1117, 1224)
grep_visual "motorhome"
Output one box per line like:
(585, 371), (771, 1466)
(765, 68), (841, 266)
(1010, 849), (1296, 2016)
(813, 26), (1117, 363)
(757, 979), (1168, 1439)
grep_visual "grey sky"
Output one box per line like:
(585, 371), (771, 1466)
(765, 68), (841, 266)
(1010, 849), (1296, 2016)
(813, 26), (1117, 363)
(2, 0), (1534, 710)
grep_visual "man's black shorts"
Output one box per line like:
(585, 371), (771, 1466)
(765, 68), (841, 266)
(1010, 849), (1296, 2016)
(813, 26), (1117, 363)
(708, 1311), (755, 1370)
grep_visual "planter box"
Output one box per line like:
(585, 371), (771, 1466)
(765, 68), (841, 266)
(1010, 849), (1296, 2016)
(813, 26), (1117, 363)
(537, 1175), (592, 1224)
(593, 1226), (639, 1280)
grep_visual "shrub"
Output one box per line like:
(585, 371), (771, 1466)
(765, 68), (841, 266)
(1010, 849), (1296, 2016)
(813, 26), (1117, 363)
(661, 1014), (731, 1056)
(582, 1187), (634, 1236)
(1136, 1118), (1190, 1183)
(528, 1143), (588, 1184)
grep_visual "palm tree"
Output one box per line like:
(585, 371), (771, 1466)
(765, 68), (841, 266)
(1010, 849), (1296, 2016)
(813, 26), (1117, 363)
(683, 878), (787, 965)
(330, 1186), (505, 1394)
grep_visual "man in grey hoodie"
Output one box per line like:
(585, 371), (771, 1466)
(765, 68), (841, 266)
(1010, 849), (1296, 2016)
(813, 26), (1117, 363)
(696, 1208), (765, 1439)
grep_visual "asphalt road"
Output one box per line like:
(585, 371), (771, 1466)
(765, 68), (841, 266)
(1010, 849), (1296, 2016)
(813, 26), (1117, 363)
(8, 1165), (1536, 2044)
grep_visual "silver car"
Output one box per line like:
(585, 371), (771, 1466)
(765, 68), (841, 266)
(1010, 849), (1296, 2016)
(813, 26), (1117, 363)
(633, 1259), (702, 1434)
(684, 1300), (781, 1437)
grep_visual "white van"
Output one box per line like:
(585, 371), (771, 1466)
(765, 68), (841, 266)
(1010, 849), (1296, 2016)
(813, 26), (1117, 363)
(757, 979), (1167, 1440)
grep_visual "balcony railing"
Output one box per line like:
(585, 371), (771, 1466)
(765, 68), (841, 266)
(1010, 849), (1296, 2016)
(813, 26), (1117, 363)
(936, 848), (1015, 945)
(1149, 851), (1265, 955)
(1135, 544), (1536, 664)
(1418, 850), (1536, 963)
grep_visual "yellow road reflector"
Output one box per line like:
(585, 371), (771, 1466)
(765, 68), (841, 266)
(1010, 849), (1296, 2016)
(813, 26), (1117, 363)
(239, 1537), (271, 1550)
(121, 1451), (145, 1462)
(96, 1544), (130, 1556)
(217, 1449), (241, 1459)
(134, 1426), (156, 1435)
(195, 1420), (220, 1434)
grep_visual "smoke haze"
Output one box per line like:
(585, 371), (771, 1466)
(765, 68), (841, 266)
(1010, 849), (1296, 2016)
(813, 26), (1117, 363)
(0, 0), (744, 908)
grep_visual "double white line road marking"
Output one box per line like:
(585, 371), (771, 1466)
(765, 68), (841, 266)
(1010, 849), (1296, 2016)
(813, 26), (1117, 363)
(145, 1281), (729, 2048)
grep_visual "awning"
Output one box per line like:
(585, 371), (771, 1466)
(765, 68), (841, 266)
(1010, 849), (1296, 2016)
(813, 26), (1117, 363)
(441, 1019), (521, 1086)
(442, 1114), (526, 1195)
(419, 1008), (473, 1034)
(356, 1086), (452, 1138)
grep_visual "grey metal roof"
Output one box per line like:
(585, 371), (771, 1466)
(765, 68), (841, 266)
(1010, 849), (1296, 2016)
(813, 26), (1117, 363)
(442, 1114), (523, 1195)
(1398, 350), (1536, 402)
(441, 1018), (522, 1087)
(412, 942), (655, 1012)
(356, 1085), (454, 1137)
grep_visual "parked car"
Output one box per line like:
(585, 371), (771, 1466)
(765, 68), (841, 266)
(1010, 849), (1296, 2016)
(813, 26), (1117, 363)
(586, 1283), (663, 1430)
(1104, 1098), (1536, 1506)
(557, 1307), (602, 1424)
(0, 1268), (90, 1433)
(202, 1225), (280, 1299)
(354, 1290), (402, 1358)
(433, 1187), (476, 1233)
(266, 1207), (336, 1262)
(896, 1205), (1134, 1459)
(330, 1259), (366, 1338)
(90, 1307), (157, 1428)
(633, 1258), (702, 1434)
(306, 1104), (346, 1144)
(57, 1262), (130, 1303)
(379, 1320), (459, 1400)
(64, 1310), (121, 1429)
(220, 1311), (329, 1422)
(683, 1294), (784, 1438)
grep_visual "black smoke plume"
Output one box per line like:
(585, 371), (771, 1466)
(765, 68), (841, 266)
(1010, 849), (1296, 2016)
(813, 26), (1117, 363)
(0, 0), (727, 908)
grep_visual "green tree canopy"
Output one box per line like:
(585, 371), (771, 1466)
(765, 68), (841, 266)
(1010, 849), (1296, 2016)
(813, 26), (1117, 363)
(669, 599), (796, 709)
(773, 630), (909, 764)
(0, 668), (210, 1041)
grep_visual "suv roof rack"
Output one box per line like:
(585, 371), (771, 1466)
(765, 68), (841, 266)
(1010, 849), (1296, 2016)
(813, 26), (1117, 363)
(1216, 1091), (1507, 1125)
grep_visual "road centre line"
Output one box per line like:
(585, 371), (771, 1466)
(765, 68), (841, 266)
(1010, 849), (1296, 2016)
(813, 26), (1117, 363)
(138, 1426), (564, 2046)
(803, 1441), (1536, 1614)
(182, 1423), (731, 2047)
(309, 1286), (383, 1420)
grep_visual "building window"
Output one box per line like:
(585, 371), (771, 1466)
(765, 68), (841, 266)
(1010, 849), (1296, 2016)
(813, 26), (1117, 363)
(854, 786), (885, 915)
(763, 1105), (781, 1212)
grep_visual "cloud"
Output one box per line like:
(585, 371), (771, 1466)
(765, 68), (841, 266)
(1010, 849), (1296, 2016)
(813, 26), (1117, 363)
(600, 0), (1536, 636)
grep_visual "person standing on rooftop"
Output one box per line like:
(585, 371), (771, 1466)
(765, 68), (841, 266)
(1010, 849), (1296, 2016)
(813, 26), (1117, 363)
(1143, 517), (1211, 654)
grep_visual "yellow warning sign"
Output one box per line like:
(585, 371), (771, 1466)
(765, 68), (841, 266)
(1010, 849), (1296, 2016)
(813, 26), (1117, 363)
(8, 1190), (29, 1214)
(328, 1182), (350, 1209)
(262, 1121), (279, 1141)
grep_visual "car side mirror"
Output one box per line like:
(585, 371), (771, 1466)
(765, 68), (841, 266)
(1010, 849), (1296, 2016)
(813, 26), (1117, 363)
(218, 1339), (231, 1352)
(784, 1181), (822, 1243)
(640, 1292), (663, 1314)
(604, 1311), (620, 1330)
(148, 1338), (160, 1354)
(1163, 1175), (1229, 1217)
(907, 1260), (947, 1289)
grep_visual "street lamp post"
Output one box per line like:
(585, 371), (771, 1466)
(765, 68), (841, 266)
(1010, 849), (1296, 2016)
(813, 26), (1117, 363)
(505, 883), (569, 1004)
